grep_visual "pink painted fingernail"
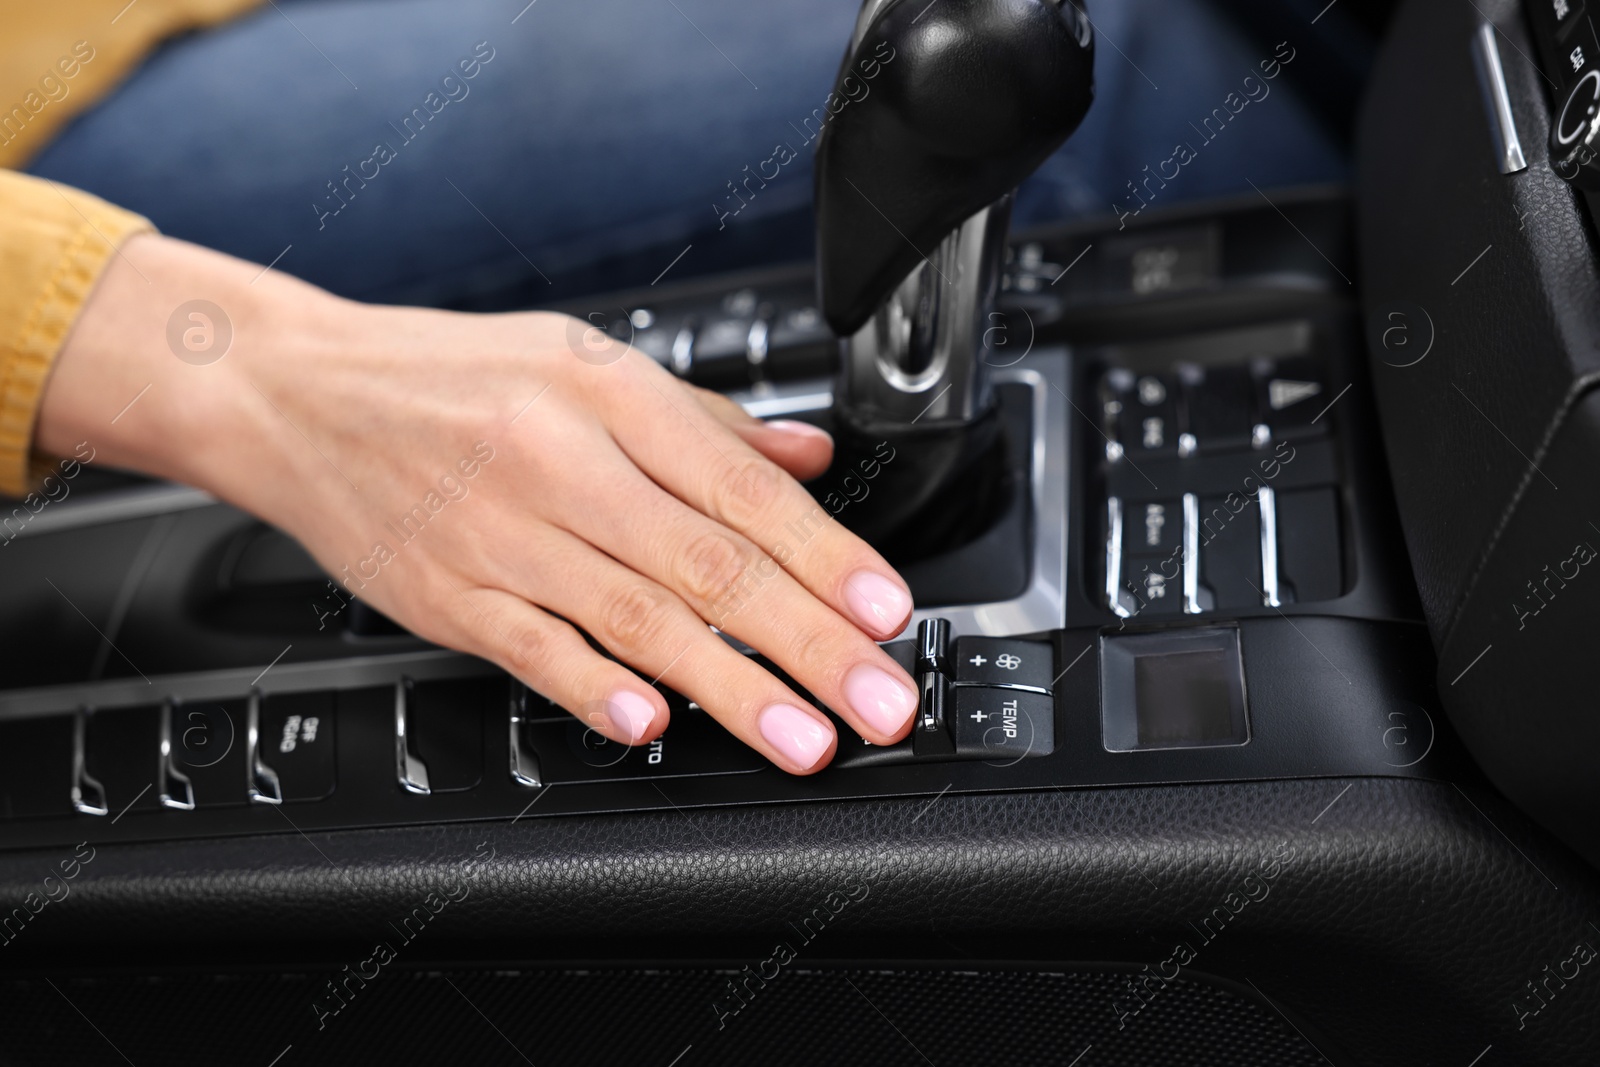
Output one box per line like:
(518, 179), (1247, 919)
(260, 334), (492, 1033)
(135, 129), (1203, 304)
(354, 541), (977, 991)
(843, 570), (912, 636)
(843, 663), (917, 737)
(758, 703), (833, 770)
(763, 419), (832, 444)
(606, 690), (658, 744)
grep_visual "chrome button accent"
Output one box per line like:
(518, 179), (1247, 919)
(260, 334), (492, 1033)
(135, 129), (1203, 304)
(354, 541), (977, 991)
(1182, 493), (1203, 615)
(158, 700), (195, 811)
(70, 707), (108, 817)
(508, 684), (543, 789)
(395, 678), (431, 795)
(246, 691), (283, 805)
(1259, 485), (1283, 609)
(1106, 496), (1131, 618)
(1471, 22), (1528, 175)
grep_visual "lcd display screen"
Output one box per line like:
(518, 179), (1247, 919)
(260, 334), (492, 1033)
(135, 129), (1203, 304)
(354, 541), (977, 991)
(1100, 627), (1249, 752)
(1134, 648), (1240, 746)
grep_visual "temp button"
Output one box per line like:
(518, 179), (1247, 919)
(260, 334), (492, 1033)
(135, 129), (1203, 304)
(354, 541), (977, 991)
(952, 689), (1055, 759)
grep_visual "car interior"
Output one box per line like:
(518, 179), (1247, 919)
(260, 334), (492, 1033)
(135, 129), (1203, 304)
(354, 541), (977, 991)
(4, 0), (1600, 1063)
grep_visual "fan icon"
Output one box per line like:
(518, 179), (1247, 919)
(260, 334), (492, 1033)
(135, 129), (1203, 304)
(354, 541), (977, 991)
(996, 653), (1022, 670)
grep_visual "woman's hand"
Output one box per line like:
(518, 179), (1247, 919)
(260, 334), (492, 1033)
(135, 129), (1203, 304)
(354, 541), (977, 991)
(37, 235), (918, 773)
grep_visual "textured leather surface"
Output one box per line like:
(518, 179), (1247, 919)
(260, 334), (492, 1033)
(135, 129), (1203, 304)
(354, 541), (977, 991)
(1357, 0), (1600, 878)
(2, 778), (1597, 1064)
(1434, 390), (1600, 869)
(1356, 0), (1600, 645)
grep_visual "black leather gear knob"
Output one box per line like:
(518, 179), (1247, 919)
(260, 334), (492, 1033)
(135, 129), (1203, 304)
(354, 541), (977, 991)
(815, 0), (1095, 336)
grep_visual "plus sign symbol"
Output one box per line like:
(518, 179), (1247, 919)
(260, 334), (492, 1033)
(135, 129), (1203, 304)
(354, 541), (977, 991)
(969, 655), (987, 666)
(996, 653), (1022, 670)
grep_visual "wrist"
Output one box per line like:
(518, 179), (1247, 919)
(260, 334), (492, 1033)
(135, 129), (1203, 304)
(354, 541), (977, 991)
(38, 234), (359, 503)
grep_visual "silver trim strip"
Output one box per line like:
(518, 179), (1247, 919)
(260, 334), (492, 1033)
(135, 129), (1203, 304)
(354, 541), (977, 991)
(0, 648), (491, 721)
(246, 690), (283, 805)
(1258, 485), (1283, 608)
(837, 197), (1010, 429)
(735, 382), (835, 419)
(70, 707), (107, 816)
(915, 358), (1068, 636)
(1182, 492), (1203, 615)
(949, 680), (1052, 696)
(737, 351), (1071, 638)
(1472, 22), (1528, 175)
(3, 483), (215, 540)
(1105, 496), (1130, 618)
(395, 678), (431, 795)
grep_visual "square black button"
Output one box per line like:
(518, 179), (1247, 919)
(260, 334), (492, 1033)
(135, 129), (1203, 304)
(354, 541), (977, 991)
(531, 694), (765, 784)
(259, 691), (336, 802)
(952, 637), (1054, 691)
(1113, 373), (1181, 457)
(169, 699), (250, 808)
(85, 706), (162, 817)
(952, 688), (1055, 759)
(1121, 556), (1184, 616)
(1182, 364), (1257, 451)
(0, 716), (74, 819)
(1123, 499), (1181, 557)
(1552, 0), (1588, 42)
(407, 679), (488, 793)
(1253, 355), (1329, 437)
(1198, 493), (1264, 609)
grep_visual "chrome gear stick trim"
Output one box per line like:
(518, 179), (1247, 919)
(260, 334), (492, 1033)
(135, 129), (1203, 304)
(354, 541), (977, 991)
(835, 197), (1012, 433)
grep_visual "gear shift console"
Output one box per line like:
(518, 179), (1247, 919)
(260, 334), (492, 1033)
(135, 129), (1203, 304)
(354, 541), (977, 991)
(816, 0), (1094, 549)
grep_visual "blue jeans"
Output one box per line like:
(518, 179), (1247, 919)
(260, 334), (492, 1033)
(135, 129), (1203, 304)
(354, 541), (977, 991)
(28, 0), (1347, 307)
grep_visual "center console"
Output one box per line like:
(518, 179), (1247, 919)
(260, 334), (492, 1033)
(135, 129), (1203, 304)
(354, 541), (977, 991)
(0, 188), (1451, 852)
(0, 0), (1437, 846)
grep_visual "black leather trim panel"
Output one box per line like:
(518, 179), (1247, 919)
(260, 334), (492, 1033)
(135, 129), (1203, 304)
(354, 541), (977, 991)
(1, 778), (1596, 1064)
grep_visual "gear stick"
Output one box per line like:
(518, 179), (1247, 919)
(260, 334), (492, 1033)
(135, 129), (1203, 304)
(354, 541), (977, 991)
(815, 0), (1094, 551)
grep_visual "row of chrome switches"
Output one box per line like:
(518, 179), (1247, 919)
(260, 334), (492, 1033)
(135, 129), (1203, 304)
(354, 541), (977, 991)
(835, 619), (1057, 767)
